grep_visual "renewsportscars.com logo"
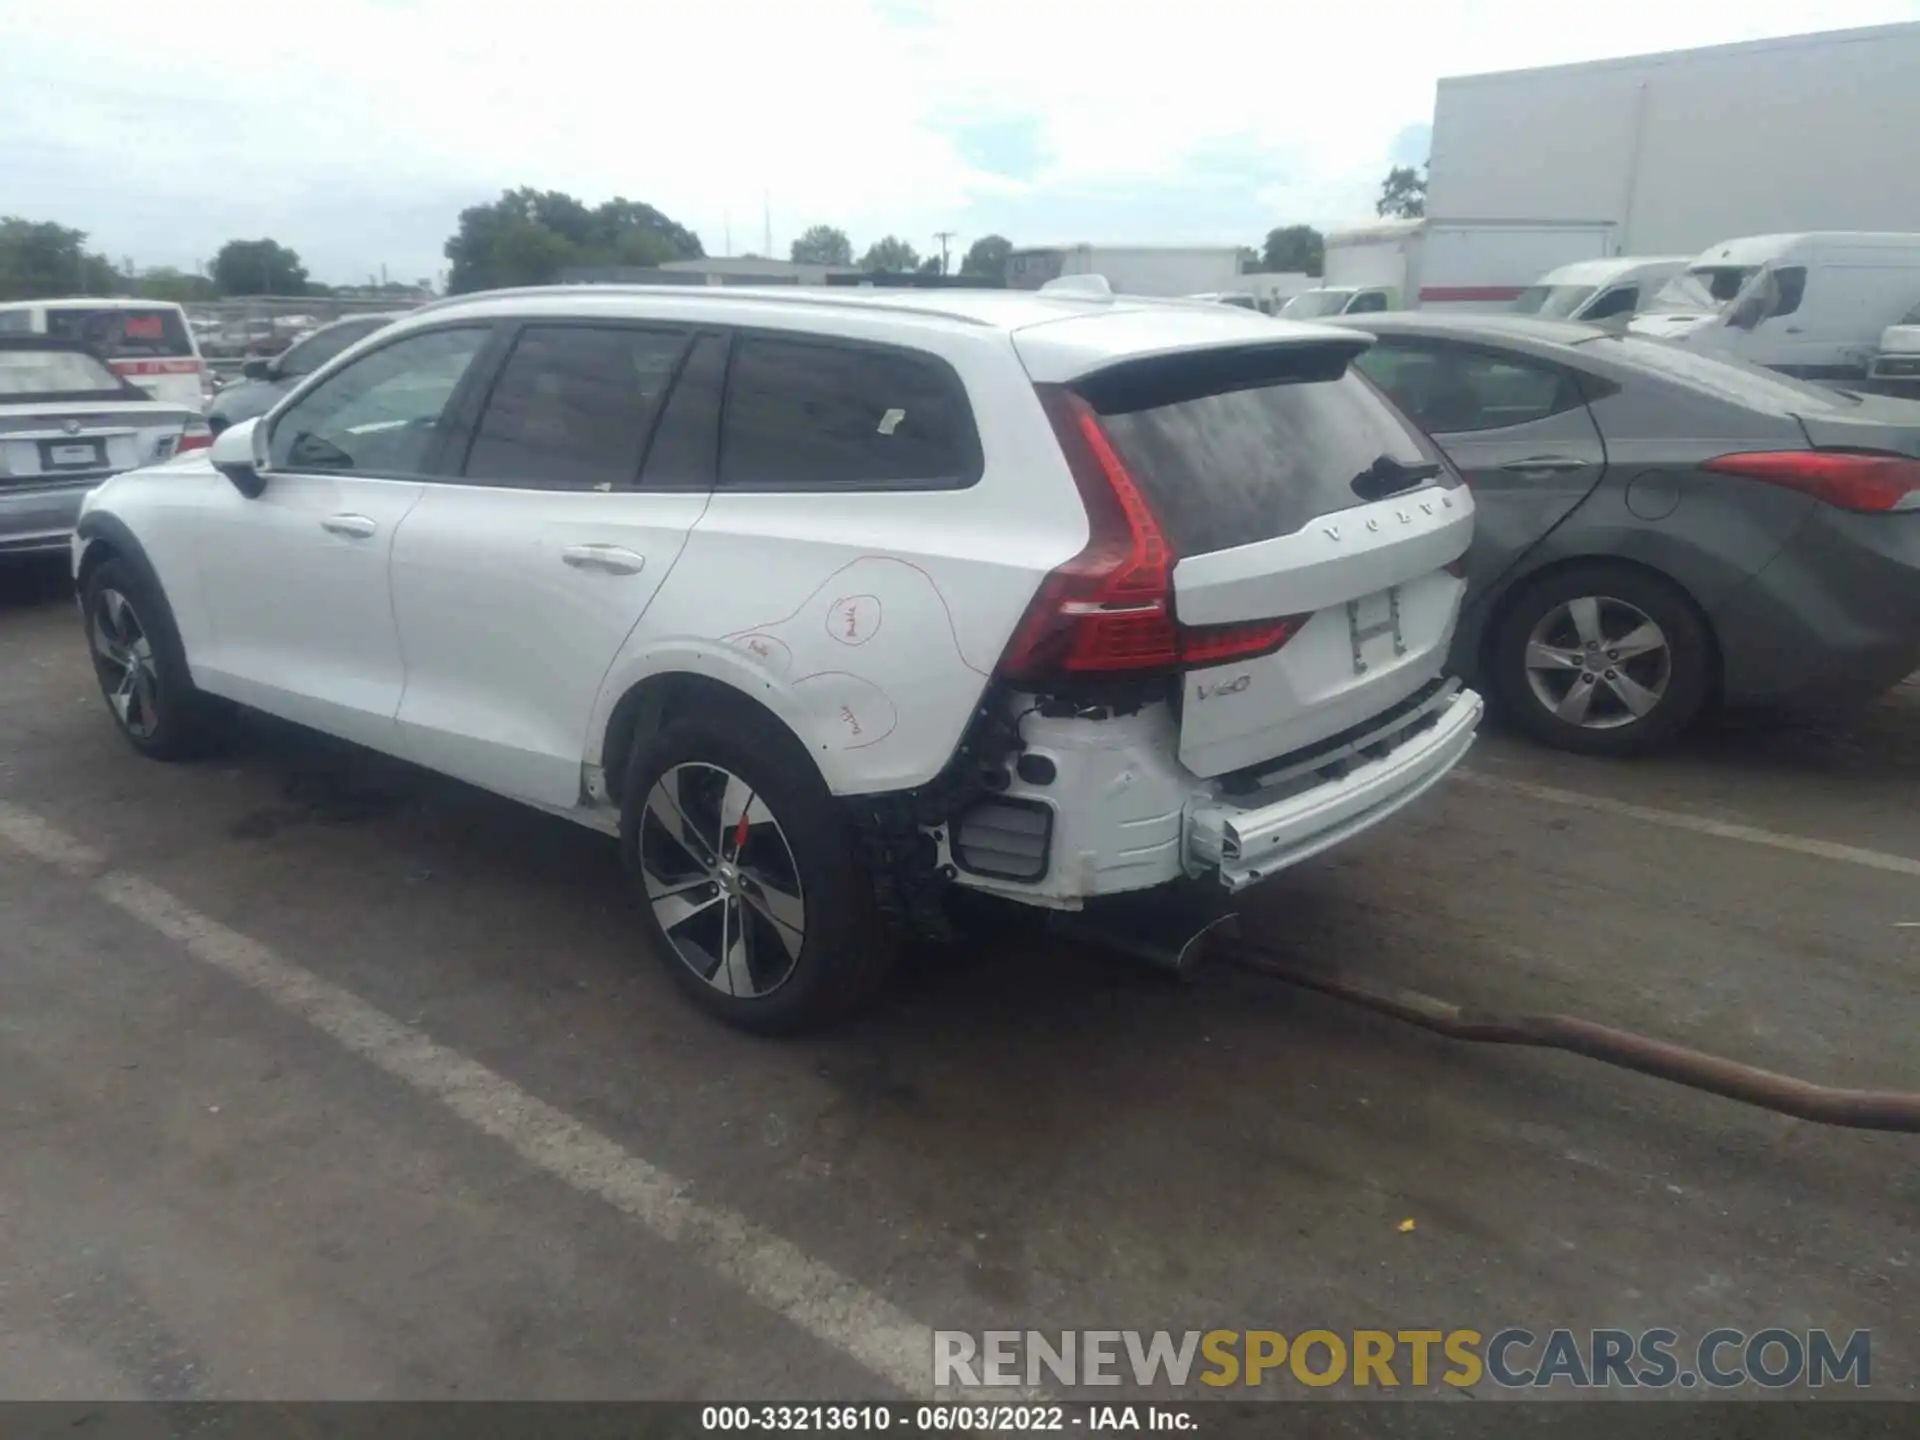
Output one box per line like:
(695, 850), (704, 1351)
(933, 1328), (1872, 1391)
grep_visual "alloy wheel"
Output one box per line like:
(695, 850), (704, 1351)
(637, 762), (807, 998)
(1524, 594), (1671, 730)
(90, 588), (163, 740)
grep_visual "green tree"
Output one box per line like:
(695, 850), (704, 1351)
(443, 188), (703, 294)
(212, 238), (309, 296)
(917, 254), (944, 276)
(1261, 225), (1325, 277)
(959, 233), (1012, 283)
(1375, 163), (1427, 220)
(790, 225), (853, 267)
(0, 217), (119, 300)
(130, 266), (218, 304)
(859, 235), (920, 273)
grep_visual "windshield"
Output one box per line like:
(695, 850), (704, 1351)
(45, 305), (195, 359)
(0, 346), (128, 398)
(280, 317), (391, 378)
(1280, 290), (1353, 319)
(1512, 284), (1597, 320)
(1645, 266), (1759, 316)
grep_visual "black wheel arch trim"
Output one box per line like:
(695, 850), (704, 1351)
(74, 510), (159, 587)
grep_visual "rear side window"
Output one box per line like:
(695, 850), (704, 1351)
(1083, 346), (1444, 556)
(719, 335), (981, 490)
(45, 306), (193, 358)
(464, 325), (688, 491)
(1355, 343), (1585, 434)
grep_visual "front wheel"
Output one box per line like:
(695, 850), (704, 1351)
(82, 557), (223, 761)
(620, 703), (896, 1034)
(1489, 563), (1713, 757)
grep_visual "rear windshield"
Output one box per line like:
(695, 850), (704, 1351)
(1083, 345), (1446, 555)
(0, 347), (127, 398)
(1591, 335), (1860, 411)
(44, 306), (195, 359)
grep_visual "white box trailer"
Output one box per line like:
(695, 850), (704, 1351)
(1316, 218), (1617, 311)
(1005, 244), (1243, 298)
(1427, 22), (1920, 256)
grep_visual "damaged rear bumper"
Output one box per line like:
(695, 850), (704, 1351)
(1186, 681), (1482, 891)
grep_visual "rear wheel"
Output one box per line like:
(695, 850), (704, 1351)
(620, 703), (895, 1034)
(82, 557), (223, 761)
(1490, 563), (1712, 757)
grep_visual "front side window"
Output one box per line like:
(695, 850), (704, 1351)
(1355, 342), (1584, 434)
(1580, 286), (1639, 321)
(463, 325), (688, 491)
(268, 326), (490, 476)
(1281, 290), (1354, 319)
(1345, 290), (1389, 315)
(719, 335), (980, 490)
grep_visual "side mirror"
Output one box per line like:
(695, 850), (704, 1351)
(211, 417), (268, 499)
(241, 357), (272, 381)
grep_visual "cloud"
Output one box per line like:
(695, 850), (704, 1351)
(3, 0), (1915, 282)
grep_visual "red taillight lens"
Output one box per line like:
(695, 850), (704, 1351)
(176, 420), (213, 454)
(997, 386), (1305, 681)
(1701, 450), (1920, 513)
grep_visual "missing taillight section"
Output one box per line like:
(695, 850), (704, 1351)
(996, 387), (1307, 682)
(1702, 450), (1920, 513)
(176, 420), (213, 454)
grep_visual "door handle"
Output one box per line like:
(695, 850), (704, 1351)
(561, 543), (646, 575)
(321, 513), (378, 539)
(1497, 455), (1589, 475)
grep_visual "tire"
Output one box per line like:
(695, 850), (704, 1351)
(1489, 562), (1713, 757)
(81, 556), (224, 761)
(619, 701), (896, 1035)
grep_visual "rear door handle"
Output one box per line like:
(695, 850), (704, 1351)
(321, 513), (378, 539)
(1498, 455), (1590, 475)
(561, 543), (646, 575)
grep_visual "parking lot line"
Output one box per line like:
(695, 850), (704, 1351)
(1455, 770), (1920, 879)
(0, 799), (933, 1398)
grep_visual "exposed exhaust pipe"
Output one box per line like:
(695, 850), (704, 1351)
(1050, 890), (1240, 981)
(1228, 943), (1920, 1134)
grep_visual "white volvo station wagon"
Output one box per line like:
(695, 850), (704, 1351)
(73, 280), (1482, 1032)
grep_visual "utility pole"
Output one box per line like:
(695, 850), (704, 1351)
(933, 231), (957, 275)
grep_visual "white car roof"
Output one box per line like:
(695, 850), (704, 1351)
(400, 285), (1361, 384)
(0, 296), (190, 311)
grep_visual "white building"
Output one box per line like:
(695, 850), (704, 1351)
(1427, 22), (1920, 256)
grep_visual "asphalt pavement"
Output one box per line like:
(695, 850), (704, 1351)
(1, 555), (1914, 1413)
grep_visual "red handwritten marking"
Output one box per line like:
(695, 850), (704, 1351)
(789, 670), (901, 750)
(721, 555), (987, 676)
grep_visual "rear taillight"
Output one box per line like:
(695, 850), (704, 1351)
(1701, 450), (1920, 513)
(176, 419), (213, 454)
(997, 387), (1305, 682)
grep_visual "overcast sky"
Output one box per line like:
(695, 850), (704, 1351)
(4, 0), (1916, 285)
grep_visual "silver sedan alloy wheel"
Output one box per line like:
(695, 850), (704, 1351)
(638, 762), (807, 998)
(1524, 594), (1671, 731)
(90, 588), (163, 740)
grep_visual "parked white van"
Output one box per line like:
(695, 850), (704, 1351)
(1868, 300), (1920, 396)
(1511, 256), (1690, 324)
(1630, 233), (1920, 381)
(0, 298), (208, 409)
